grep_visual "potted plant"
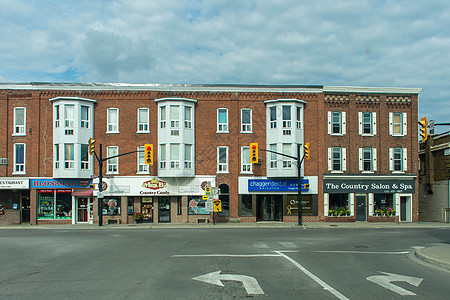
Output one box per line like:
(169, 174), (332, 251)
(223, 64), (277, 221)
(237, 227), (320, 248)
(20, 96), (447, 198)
(133, 212), (143, 223)
(328, 209), (334, 216)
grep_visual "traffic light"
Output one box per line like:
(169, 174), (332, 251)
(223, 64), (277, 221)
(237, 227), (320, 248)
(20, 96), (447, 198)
(144, 144), (153, 165)
(89, 137), (95, 155)
(418, 117), (427, 141)
(303, 143), (310, 160)
(250, 143), (258, 163)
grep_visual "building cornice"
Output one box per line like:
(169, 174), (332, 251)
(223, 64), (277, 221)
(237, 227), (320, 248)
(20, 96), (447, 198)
(324, 86), (422, 94)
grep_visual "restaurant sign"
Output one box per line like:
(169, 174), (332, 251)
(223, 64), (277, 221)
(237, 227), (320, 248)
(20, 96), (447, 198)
(324, 178), (415, 194)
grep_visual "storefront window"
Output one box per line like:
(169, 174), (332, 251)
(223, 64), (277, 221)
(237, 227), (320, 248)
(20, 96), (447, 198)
(38, 190), (72, 220)
(188, 196), (209, 215)
(102, 197), (121, 215)
(240, 195), (253, 216)
(127, 197), (134, 215)
(374, 194), (395, 216)
(328, 194), (348, 211)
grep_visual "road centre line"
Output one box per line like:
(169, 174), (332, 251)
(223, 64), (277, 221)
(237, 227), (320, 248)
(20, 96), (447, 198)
(172, 253), (281, 257)
(307, 250), (410, 255)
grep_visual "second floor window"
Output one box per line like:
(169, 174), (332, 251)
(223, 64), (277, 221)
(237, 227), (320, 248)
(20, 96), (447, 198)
(107, 146), (118, 173)
(81, 144), (89, 170)
(328, 147), (346, 172)
(159, 144), (166, 169)
(14, 107), (26, 135)
(328, 111), (346, 135)
(13, 143), (25, 174)
(170, 144), (180, 169)
(138, 108), (149, 132)
(81, 106), (89, 128)
(54, 144), (59, 169)
(185, 144), (192, 169)
(137, 146), (149, 173)
(282, 143), (292, 168)
(390, 147), (407, 172)
(241, 147), (251, 173)
(270, 144), (277, 168)
(217, 146), (228, 172)
(107, 108), (119, 133)
(65, 143), (74, 169)
(241, 109), (252, 132)
(217, 108), (228, 132)
(359, 147), (377, 172)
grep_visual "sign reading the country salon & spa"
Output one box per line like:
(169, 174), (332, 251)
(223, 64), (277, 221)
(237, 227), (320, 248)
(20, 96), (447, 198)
(323, 178), (415, 194)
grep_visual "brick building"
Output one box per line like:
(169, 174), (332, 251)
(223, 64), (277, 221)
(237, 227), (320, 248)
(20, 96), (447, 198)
(0, 83), (421, 225)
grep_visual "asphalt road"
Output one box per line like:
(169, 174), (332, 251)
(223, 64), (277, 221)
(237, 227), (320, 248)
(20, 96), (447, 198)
(1, 227), (450, 299)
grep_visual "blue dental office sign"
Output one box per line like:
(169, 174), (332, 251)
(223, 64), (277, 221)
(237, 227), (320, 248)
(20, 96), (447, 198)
(248, 179), (310, 192)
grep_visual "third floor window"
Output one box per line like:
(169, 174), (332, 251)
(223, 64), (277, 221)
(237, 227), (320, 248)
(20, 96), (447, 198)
(13, 107), (26, 135)
(217, 108), (228, 133)
(107, 108), (119, 133)
(138, 108), (149, 132)
(241, 109), (252, 133)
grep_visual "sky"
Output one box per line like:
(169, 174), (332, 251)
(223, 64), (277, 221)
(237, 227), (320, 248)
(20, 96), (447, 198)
(1, 0), (449, 131)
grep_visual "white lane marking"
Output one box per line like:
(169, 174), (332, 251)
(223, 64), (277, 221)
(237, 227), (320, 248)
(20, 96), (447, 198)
(275, 251), (349, 300)
(367, 271), (423, 296)
(172, 253), (280, 257)
(308, 250), (410, 255)
(193, 270), (264, 295)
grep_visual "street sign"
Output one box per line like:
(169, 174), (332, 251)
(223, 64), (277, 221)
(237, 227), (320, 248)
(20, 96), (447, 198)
(205, 201), (213, 212)
(213, 200), (222, 212)
(202, 195), (209, 200)
(205, 187), (212, 196)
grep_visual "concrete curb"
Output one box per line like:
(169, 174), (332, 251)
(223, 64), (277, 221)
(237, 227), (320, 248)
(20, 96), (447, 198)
(414, 246), (450, 271)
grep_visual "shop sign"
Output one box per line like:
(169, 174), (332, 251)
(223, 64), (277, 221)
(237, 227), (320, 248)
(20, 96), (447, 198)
(248, 179), (310, 192)
(323, 179), (415, 194)
(142, 178), (167, 190)
(0, 178), (29, 189)
(31, 179), (92, 189)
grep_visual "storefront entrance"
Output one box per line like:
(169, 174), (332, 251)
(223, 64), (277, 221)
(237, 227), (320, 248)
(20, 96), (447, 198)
(76, 197), (93, 223)
(21, 192), (30, 223)
(158, 197), (170, 223)
(141, 197), (153, 223)
(400, 195), (411, 222)
(256, 195), (282, 221)
(355, 195), (367, 221)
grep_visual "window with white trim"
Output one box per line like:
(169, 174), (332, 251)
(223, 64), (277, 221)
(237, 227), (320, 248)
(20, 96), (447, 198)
(282, 143), (292, 168)
(359, 147), (377, 172)
(241, 147), (251, 173)
(328, 147), (346, 172)
(184, 106), (192, 129)
(359, 112), (376, 135)
(217, 108), (228, 132)
(241, 109), (252, 133)
(107, 108), (119, 133)
(64, 143), (74, 169)
(185, 144), (192, 169)
(269, 144), (277, 168)
(217, 146), (228, 172)
(64, 105), (75, 128)
(282, 105), (291, 135)
(81, 105), (89, 129)
(297, 107), (302, 129)
(328, 111), (346, 135)
(137, 146), (149, 173)
(159, 144), (166, 169)
(81, 144), (89, 169)
(54, 144), (60, 169)
(14, 107), (26, 135)
(389, 147), (407, 172)
(389, 112), (407, 136)
(170, 144), (180, 169)
(160, 106), (166, 128)
(107, 146), (119, 173)
(138, 108), (149, 132)
(13, 143), (25, 174)
(270, 106), (277, 128)
(170, 105), (180, 136)
(54, 105), (60, 128)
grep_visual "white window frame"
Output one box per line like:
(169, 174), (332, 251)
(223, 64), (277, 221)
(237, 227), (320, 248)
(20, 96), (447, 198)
(54, 105), (60, 128)
(170, 144), (180, 169)
(184, 106), (192, 129)
(241, 109), (252, 133)
(359, 112), (376, 136)
(296, 106), (302, 129)
(107, 146), (119, 174)
(13, 143), (26, 174)
(241, 147), (252, 173)
(137, 108), (150, 133)
(81, 144), (89, 170)
(185, 144), (192, 169)
(64, 104), (75, 128)
(389, 147), (407, 172)
(170, 105), (180, 136)
(64, 143), (75, 169)
(107, 108), (119, 133)
(159, 144), (166, 169)
(359, 147), (377, 172)
(269, 144), (277, 168)
(81, 105), (89, 129)
(282, 143), (292, 168)
(54, 144), (60, 169)
(13, 107), (26, 136)
(269, 106), (277, 129)
(217, 108), (229, 133)
(160, 106), (166, 128)
(328, 147), (346, 172)
(217, 146), (228, 173)
(328, 111), (346, 135)
(137, 146), (149, 173)
(282, 105), (292, 135)
(389, 112), (407, 136)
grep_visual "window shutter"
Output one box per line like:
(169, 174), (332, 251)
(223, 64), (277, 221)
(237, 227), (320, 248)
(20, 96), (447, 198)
(373, 148), (377, 171)
(389, 148), (393, 171)
(358, 148), (363, 171)
(403, 112), (407, 136)
(342, 148), (347, 171)
(389, 112), (393, 136)
(358, 112), (362, 135)
(324, 193), (329, 215)
(328, 148), (332, 171)
(403, 148), (407, 171)
(327, 111), (331, 134)
(373, 112), (377, 135)
(342, 112), (346, 135)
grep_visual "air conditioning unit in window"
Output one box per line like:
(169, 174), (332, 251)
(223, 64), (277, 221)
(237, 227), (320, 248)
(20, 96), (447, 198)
(0, 158), (8, 165)
(256, 158), (262, 165)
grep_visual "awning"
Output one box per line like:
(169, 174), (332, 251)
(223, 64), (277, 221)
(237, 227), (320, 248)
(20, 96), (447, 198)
(72, 189), (93, 197)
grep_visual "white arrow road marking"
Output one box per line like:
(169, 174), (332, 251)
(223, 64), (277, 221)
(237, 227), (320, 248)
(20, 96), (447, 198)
(192, 270), (264, 295)
(367, 271), (423, 296)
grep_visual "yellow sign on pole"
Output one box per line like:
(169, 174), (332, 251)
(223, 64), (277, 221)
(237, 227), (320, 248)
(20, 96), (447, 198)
(213, 200), (222, 212)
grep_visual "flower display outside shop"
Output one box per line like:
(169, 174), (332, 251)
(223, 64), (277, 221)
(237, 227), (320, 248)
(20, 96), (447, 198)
(328, 207), (351, 216)
(373, 207), (396, 216)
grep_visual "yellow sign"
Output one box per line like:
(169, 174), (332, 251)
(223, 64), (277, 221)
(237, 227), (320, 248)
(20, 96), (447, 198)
(205, 187), (212, 196)
(213, 200), (222, 212)
(202, 195), (209, 200)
